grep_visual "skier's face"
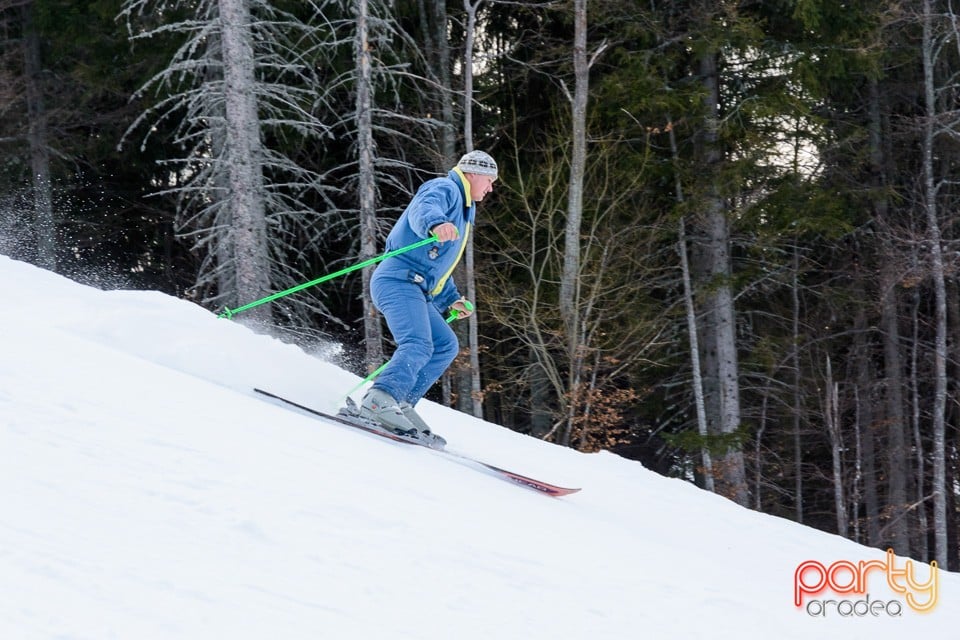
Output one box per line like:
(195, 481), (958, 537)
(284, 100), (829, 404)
(467, 173), (496, 202)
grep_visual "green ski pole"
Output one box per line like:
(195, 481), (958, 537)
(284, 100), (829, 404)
(219, 235), (438, 319)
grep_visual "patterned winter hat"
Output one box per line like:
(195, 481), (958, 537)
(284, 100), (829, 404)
(457, 150), (498, 179)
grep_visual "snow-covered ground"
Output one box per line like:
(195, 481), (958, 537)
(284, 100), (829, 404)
(1, 254), (955, 639)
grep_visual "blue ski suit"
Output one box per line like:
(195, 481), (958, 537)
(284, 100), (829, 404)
(370, 168), (476, 405)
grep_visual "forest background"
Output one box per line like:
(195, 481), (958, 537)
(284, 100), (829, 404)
(2, 0), (958, 570)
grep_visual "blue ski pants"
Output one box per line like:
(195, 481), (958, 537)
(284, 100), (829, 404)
(370, 270), (459, 405)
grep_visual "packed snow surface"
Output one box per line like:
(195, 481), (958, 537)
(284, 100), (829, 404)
(0, 255), (954, 639)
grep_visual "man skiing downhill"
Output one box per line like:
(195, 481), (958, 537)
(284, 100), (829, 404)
(356, 150), (498, 442)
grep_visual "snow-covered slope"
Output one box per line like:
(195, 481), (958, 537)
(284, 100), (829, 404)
(0, 254), (954, 639)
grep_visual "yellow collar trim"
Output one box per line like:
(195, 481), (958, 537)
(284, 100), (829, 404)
(453, 167), (472, 207)
(431, 223), (470, 296)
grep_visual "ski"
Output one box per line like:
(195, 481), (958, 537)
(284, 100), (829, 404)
(254, 388), (581, 498)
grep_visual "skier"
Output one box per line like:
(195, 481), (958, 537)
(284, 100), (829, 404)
(356, 150), (498, 441)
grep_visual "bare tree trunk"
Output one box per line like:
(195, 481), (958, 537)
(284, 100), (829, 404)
(355, 0), (383, 372)
(667, 115), (713, 490)
(434, 0), (456, 165)
(880, 259), (910, 556)
(950, 282), (960, 569)
(792, 246), (803, 522)
(463, 235), (482, 416)
(201, 32), (233, 301)
(921, 0), (948, 567)
(455, 0), (484, 418)
(557, 0), (588, 447)
(462, 0), (481, 150)
(852, 386), (862, 543)
(679, 217), (714, 492)
(865, 67), (909, 553)
(863, 78), (886, 547)
(853, 304), (881, 546)
(697, 50), (747, 505)
(432, 0), (457, 407)
(21, 0), (54, 270)
(755, 393), (768, 509)
(529, 353), (553, 438)
(219, 0), (270, 325)
(909, 286), (929, 560)
(560, 0), (586, 354)
(417, 0), (456, 166)
(824, 356), (848, 537)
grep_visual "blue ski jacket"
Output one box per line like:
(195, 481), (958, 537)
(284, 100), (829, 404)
(375, 168), (475, 312)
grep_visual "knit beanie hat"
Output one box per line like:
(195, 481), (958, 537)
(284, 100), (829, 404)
(457, 150), (498, 179)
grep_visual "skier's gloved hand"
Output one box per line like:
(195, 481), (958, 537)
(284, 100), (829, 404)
(448, 297), (474, 321)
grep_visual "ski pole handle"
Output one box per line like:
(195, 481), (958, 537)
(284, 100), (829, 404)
(445, 299), (475, 323)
